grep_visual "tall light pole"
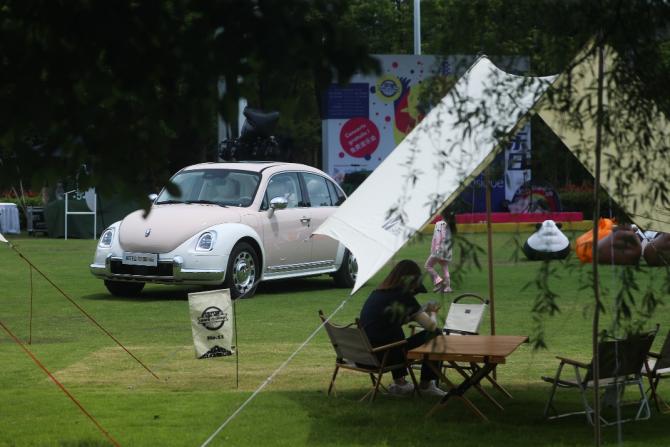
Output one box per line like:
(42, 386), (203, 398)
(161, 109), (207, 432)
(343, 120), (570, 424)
(414, 0), (421, 55)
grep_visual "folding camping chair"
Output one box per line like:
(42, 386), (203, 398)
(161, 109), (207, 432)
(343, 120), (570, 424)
(542, 328), (657, 426)
(441, 293), (512, 399)
(643, 328), (670, 413)
(443, 293), (488, 335)
(318, 310), (419, 402)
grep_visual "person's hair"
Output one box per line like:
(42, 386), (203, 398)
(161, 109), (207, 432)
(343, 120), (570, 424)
(377, 259), (421, 290)
(440, 207), (457, 234)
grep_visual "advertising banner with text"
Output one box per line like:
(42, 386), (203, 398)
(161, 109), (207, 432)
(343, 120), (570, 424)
(322, 54), (531, 209)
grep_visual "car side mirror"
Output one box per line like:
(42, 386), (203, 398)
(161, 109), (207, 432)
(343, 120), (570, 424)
(268, 196), (288, 217)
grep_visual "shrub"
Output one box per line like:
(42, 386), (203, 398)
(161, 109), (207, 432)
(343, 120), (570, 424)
(559, 189), (626, 221)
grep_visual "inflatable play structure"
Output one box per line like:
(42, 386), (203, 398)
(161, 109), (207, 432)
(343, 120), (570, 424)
(523, 220), (570, 260)
(576, 219), (642, 265)
(642, 232), (670, 266)
(575, 218), (614, 264)
(596, 225), (642, 265)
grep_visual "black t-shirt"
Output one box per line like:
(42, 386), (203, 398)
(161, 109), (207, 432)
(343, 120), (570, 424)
(359, 287), (421, 346)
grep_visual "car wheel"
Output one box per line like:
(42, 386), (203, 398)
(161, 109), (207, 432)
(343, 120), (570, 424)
(333, 249), (357, 288)
(225, 242), (259, 299)
(104, 280), (145, 297)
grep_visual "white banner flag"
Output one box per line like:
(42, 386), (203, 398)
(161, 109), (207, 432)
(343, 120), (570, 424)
(188, 289), (235, 359)
(0, 232), (7, 243)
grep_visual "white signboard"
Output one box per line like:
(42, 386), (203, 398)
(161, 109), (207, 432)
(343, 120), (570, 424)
(188, 289), (235, 359)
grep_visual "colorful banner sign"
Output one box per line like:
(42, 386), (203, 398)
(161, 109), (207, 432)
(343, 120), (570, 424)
(321, 54), (531, 207)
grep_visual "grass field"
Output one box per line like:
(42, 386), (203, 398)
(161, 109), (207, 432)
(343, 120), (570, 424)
(1, 231), (669, 447)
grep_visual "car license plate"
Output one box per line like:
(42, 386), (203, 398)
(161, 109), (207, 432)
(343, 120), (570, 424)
(122, 252), (158, 266)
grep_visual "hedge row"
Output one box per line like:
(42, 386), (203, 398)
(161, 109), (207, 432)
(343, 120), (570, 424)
(559, 190), (626, 221)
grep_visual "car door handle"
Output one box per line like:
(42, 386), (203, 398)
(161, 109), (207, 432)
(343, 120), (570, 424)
(300, 216), (311, 225)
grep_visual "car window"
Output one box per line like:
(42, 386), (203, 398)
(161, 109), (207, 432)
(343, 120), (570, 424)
(302, 173), (333, 207)
(265, 172), (303, 209)
(156, 169), (260, 207)
(326, 179), (346, 206)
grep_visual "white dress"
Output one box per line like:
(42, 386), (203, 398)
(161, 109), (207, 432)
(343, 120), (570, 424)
(430, 221), (453, 261)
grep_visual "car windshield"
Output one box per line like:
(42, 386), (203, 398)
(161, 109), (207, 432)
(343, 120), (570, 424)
(155, 169), (261, 207)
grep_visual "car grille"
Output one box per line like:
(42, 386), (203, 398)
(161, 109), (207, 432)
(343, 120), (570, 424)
(110, 260), (173, 277)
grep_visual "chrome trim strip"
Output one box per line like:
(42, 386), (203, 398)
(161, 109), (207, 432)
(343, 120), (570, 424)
(266, 260), (335, 272)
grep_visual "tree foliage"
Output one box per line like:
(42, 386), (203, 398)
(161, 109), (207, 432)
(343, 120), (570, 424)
(0, 0), (379, 199)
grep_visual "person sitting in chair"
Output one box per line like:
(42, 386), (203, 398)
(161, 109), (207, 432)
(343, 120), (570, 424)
(359, 259), (446, 397)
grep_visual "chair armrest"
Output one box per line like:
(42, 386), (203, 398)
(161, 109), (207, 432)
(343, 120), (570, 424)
(371, 339), (408, 352)
(556, 356), (589, 369)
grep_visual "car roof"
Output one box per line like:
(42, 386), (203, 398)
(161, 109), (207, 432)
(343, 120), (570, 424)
(182, 162), (327, 176)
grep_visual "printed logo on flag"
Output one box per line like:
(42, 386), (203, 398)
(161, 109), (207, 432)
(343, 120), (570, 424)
(188, 289), (235, 359)
(197, 306), (228, 331)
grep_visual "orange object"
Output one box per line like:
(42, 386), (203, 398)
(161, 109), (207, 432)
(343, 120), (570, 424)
(575, 218), (615, 263)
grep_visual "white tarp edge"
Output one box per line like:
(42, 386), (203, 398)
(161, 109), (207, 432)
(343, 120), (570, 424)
(314, 56), (557, 293)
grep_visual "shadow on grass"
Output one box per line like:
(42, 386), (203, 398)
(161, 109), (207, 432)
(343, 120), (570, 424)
(282, 384), (670, 447)
(81, 275), (340, 303)
(80, 285), (198, 302)
(255, 276), (342, 296)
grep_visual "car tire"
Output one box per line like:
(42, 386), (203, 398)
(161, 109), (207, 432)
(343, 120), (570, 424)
(104, 280), (145, 297)
(333, 249), (357, 288)
(225, 242), (259, 299)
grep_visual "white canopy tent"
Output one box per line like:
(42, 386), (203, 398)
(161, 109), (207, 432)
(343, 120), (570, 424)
(314, 47), (670, 295)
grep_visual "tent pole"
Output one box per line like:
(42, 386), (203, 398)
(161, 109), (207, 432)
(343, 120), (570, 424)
(234, 297), (239, 390)
(591, 39), (606, 447)
(485, 169), (496, 338)
(28, 265), (33, 345)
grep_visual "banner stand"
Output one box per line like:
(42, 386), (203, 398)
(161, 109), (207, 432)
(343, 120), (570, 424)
(234, 298), (239, 389)
(188, 288), (239, 388)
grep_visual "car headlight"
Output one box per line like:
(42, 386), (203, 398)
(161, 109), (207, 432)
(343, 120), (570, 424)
(99, 228), (114, 248)
(196, 231), (216, 252)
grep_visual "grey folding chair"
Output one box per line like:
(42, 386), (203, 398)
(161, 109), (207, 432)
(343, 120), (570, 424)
(643, 328), (670, 413)
(319, 310), (419, 402)
(542, 328), (657, 426)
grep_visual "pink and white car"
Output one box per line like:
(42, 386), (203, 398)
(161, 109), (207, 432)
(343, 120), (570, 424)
(90, 162), (356, 298)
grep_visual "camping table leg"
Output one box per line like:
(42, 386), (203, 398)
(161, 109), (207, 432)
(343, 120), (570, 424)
(479, 364), (513, 399)
(426, 362), (498, 421)
(422, 357), (490, 421)
(448, 361), (504, 410)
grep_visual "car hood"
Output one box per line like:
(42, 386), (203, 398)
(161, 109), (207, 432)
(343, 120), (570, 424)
(119, 204), (242, 253)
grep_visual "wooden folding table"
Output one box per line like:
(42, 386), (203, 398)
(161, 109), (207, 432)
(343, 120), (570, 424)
(407, 334), (528, 421)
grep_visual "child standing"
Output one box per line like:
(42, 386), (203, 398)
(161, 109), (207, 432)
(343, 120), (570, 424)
(425, 209), (456, 293)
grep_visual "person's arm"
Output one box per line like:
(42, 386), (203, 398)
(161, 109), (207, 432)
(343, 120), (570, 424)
(412, 310), (438, 332)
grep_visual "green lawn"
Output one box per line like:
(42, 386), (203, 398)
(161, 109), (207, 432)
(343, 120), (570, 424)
(0, 232), (668, 447)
